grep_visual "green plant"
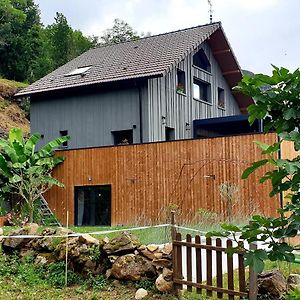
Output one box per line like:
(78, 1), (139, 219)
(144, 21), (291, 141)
(86, 274), (109, 291)
(134, 278), (156, 291)
(207, 66), (300, 273)
(0, 128), (70, 222)
(286, 289), (300, 300)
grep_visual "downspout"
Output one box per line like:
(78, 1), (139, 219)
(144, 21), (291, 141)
(138, 86), (143, 143)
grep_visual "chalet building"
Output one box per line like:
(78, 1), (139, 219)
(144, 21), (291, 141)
(17, 22), (254, 149)
(15, 22), (274, 227)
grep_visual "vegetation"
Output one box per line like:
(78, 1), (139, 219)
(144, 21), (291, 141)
(0, 1), (146, 83)
(207, 66), (300, 273)
(99, 18), (149, 45)
(0, 128), (70, 222)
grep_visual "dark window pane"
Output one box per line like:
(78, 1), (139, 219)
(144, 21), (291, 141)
(112, 130), (133, 145)
(193, 49), (211, 72)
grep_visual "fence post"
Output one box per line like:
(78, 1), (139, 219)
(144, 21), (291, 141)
(249, 243), (258, 300)
(170, 210), (176, 241)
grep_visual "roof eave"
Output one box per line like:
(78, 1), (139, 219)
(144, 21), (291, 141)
(207, 26), (254, 113)
(15, 72), (164, 98)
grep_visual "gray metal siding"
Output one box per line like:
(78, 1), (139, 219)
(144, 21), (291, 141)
(146, 41), (241, 142)
(31, 87), (143, 149)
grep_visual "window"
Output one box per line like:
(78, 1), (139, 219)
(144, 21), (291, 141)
(65, 66), (91, 76)
(193, 79), (211, 103)
(112, 130), (133, 145)
(193, 49), (211, 72)
(75, 185), (111, 226)
(59, 130), (68, 148)
(165, 127), (175, 141)
(218, 88), (225, 109)
(176, 69), (186, 94)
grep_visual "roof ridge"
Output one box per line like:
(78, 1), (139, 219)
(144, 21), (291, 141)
(93, 21), (221, 49)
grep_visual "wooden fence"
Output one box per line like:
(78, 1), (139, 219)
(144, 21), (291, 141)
(48, 133), (280, 225)
(172, 233), (258, 299)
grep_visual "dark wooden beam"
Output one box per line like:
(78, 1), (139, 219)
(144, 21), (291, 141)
(223, 70), (240, 76)
(213, 49), (231, 55)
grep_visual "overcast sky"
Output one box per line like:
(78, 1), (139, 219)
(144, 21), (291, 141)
(35, 0), (300, 75)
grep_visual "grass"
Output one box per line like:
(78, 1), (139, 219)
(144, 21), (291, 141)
(0, 78), (28, 89)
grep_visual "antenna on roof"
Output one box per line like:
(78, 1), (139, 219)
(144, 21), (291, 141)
(207, 0), (213, 23)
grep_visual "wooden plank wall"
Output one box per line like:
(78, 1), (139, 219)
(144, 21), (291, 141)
(280, 140), (300, 246)
(47, 133), (279, 225)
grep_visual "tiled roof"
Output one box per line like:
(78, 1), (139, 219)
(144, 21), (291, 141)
(16, 22), (220, 96)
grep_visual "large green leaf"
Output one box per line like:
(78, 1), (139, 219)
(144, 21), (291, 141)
(24, 133), (41, 156)
(0, 140), (19, 163)
(35, 135), (70, 159)
(242, 159), (269, 179)
(42, 176), (64, 188)
(0, 153), (11, 178)
(8, 128), (24, 145)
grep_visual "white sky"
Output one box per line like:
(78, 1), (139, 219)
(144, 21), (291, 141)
(35, 0), (300, 74)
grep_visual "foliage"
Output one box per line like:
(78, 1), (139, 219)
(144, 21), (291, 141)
(99, 18), (149, 45)
(286, 289), (300, 300)
(0, 1), (95, 82)
(0, 1), (145, 83)
(207, 66), (300, 273)
(0, 127), (70, 222)
(134, 278), (156, 291)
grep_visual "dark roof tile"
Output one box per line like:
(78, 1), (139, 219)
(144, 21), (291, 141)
(17, 22), (220, 96)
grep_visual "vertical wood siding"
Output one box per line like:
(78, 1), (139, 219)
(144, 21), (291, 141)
(47, 133), (279, 225)
(146, 41), (241, 142)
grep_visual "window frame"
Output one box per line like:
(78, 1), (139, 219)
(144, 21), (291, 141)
(193, 78), (211, 104)
(59, 130), (68, 148)
(112, 129), (133, 145)
(176, 69), (186, 95)
(193, 48), (211, 73)
(217, 87), (225, 110)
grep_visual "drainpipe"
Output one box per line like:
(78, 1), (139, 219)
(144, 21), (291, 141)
(138, 86), (143, 143)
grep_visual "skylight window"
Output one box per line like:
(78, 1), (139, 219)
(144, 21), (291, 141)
(65, 66), (91, 76)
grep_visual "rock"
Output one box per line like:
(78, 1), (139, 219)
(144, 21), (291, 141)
(147, 244), (159, 252)
(155, 274), (173, 292)
(105, 268), (112, 279)
(25, 223), (39, 235)
(135, 288), (148, 299)
(162, 268), (173, 281)
(140, 249), (156, 260)
(111, 254), (156, 281)
(35, 253), (56, 266)
(55, 227), (74, 236)
(27, 236), (54, 252)
(103, 237), (110, 244)
(152, 258), (172, 269)
(103, 232), (141, 255)
(108, 255), (118, 263)
(78, 234), (99, 245)
(257, 269), (287, 299)
(154, 252), (163, 259)
(54, 236), (104, 274)
(162, 244), (172, 256)
(287, 274), (300, 291)
(2, 227), (33, 250)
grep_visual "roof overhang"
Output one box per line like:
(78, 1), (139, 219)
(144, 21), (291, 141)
(207, 27), (254, 113)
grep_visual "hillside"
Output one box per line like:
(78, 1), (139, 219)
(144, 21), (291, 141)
(0, 79), (30, 138)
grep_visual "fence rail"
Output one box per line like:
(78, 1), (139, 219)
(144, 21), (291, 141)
(172, 232), (257, 299)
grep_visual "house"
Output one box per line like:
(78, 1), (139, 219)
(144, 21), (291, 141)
(15, 22), (271, 227)
(17, 22), (254, 149)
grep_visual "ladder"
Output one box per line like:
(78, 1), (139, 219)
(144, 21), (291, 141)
(38, 195), (61, 226)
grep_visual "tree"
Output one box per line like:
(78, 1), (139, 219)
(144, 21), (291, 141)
(0, 0), (44, 82)
(0, 128), (70, 223)
(207, 66), (300, 273)
(100, 18), (148, 45)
